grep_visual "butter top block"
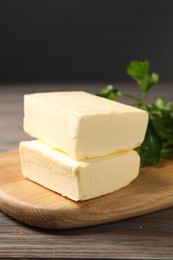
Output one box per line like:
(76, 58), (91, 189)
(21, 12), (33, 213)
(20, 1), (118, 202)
(20, 140), (140, 201)
(24, 91), (148, 159)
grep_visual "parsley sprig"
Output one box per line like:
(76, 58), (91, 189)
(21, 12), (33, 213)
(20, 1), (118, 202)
(98, 60), (173, 167)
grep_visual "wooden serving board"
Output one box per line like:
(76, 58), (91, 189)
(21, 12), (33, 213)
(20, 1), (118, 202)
(0, 150), (173, 229)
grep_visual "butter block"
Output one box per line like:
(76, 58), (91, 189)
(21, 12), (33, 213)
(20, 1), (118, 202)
(24, 91), (148, 159)
(20, 140), (140, 201)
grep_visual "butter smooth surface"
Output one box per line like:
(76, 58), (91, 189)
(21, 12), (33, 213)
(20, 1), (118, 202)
(24, 91), (148, 159)
(20, 140), (140, 201)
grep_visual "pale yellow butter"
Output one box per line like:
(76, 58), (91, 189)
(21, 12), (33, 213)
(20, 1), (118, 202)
(20, 140), (140, 201)
(23, 91), (148, 160)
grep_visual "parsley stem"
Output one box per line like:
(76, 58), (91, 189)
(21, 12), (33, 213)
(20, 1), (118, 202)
(138, 91), (148, 109)
(141, 91), (147, 103)
(123, 93), (140, 102)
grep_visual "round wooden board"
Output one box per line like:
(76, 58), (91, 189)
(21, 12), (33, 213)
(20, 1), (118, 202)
(0, 150), (173, 229)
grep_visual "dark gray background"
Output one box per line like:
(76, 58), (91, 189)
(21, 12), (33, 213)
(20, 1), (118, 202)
(0, 0), (173, 83)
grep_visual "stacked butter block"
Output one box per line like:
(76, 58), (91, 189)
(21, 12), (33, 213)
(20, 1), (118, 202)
(20, 91), (148, 201)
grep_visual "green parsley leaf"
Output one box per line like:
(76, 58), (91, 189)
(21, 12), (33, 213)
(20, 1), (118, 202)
(161, 140), (173, 159)
(139, 120), (162, 167)
(149, 73), (159, 89)
(97, 85), (123, 100)
(127, 60), (159, 93)
(147, 98), (173, 161)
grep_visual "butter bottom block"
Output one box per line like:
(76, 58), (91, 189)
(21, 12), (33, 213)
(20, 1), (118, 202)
(20, 140), (140, 201)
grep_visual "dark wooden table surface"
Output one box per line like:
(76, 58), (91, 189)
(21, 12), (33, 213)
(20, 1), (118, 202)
(0, 83), (173, 259)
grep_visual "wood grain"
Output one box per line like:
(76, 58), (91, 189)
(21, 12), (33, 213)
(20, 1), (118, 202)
(1, 208), (173, 259)
(0, 149), (173, 230)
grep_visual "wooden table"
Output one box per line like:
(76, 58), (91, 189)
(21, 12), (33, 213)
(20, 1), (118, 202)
(0, 83), (173, 259)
